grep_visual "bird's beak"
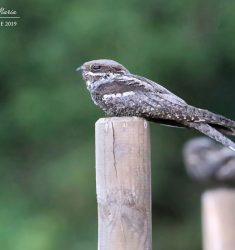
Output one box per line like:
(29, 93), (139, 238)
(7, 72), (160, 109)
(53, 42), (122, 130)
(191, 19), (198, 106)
(76, 65), (84, 72)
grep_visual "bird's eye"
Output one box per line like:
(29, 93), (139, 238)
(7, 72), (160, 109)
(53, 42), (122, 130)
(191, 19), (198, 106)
(91, 65), (102, 71)
(113, 67), (122, 72)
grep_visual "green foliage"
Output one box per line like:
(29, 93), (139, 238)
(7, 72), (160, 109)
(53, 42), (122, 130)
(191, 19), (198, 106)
(0, 0), (235, 249)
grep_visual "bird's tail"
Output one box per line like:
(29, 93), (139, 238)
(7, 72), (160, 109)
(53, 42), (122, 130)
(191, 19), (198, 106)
(186, 122), (235, 152)
(209, 124), (235, 136)
(193, 107), (235, 136)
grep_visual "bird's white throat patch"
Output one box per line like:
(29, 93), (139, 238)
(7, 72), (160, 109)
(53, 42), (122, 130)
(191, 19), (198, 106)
(86, 72), (118, 78)
(86, 80), (91, 90)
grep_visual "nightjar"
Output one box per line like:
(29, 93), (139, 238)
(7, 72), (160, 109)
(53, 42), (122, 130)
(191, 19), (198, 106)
(77, 59), (235, 151)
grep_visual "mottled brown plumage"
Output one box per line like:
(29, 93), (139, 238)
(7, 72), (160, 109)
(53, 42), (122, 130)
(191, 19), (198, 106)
(77, 59), (235, 151)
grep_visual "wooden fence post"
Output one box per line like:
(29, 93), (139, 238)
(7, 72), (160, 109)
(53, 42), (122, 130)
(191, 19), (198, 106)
(95, 117), (152, 250)
(202, 189), (235, 250)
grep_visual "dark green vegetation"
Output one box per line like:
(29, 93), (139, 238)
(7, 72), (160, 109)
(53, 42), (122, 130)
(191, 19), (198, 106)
(0, 0), (235, 249)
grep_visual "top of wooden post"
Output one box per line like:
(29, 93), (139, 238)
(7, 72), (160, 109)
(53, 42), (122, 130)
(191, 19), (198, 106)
(96, 116), (148, 124)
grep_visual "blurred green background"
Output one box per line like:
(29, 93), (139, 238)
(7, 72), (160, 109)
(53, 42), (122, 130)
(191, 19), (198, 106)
(0, 0), (235, 249)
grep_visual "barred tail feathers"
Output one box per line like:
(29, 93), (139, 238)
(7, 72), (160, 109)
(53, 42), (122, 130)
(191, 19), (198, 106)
(191, 107), (235, 136)
(186, 122), (235, 152)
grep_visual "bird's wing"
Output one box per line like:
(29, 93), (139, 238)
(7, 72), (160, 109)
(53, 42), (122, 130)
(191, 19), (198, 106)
(133, 75), (235, 133)
(131, 76), (235, 132)
(98, 75), (235, 137)
(101, 74), (187, 106)
(95, 75), (149, 96)
(132, 75), (188, 106)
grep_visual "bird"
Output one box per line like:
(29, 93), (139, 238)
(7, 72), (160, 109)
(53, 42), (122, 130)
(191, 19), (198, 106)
(183, 137), (235, 185)
(77, 59), (235, 151)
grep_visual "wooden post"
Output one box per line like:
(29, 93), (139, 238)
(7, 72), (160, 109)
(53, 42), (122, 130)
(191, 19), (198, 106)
(202, 188), (235, 250)
(95, 117), (152, 250)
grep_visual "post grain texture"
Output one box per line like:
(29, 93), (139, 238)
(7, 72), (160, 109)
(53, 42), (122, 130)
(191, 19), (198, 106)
(95, 117), (152, 250)
(202, 188), (235, 250)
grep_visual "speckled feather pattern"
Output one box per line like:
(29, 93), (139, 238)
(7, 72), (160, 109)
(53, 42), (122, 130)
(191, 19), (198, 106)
(78, 59), (235, 151)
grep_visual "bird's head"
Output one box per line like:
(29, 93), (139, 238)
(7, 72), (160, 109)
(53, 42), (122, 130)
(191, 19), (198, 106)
(76, 59), (130, 89)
